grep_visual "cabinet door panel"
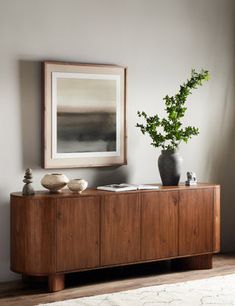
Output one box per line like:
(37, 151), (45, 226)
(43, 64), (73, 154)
(141, 191), (178, 260)
(11, 197), (56, 274)
(101, 194), (140, 266)
(179, 189), (213, 255)
(56, 197), (100, 272)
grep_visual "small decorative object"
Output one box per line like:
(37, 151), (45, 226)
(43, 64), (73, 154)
(42, 61), (127, 169)
(67, 179), (88, 194)
(185, 171), (197, 186)
(22, 168), (35, 195)
(41, 173), (69, 193)
(136, 69), (210, 186)
(97, 183), (159, 192)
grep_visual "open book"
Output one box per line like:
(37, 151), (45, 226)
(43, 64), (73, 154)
(97, 183), (160, 192)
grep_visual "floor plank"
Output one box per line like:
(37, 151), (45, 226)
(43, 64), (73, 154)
(1, 254), (235, 306)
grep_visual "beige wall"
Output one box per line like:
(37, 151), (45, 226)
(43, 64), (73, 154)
(0, 0), (234, 281)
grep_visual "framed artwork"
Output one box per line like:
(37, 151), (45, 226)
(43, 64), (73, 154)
(42, 61), (127, 168)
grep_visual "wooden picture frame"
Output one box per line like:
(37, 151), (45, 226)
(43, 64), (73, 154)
(42, 61), (127, 169)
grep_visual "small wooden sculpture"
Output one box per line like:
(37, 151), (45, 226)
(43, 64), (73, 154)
(22, 168), (35, 195)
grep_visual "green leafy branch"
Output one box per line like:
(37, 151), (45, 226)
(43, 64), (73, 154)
(136, 69), (210, 151)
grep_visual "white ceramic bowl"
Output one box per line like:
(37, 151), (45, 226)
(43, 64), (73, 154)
(68, 179), (88, 194)
(41, 173), (69, 193)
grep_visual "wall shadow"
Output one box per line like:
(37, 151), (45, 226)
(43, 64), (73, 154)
(92, 165), (129, 187)
(0, 198), (17, 282)
(18, 60), (42, 170)
(209, 74), (235, 252)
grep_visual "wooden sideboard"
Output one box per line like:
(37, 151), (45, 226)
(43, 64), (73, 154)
(10, 183), (220, 292)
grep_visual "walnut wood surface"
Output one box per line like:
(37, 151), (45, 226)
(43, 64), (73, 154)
(10, 183), (220, 292)
(56, 197), (100, 272)
(213, 186), (220, 252)
(11, 196), (56, 275)
(48, 274), (65, 292)
(11, 183), (219, 197)
(101, 194), (140, 265)
(179, 188), (214, 255)
(141, 191), (178, 260)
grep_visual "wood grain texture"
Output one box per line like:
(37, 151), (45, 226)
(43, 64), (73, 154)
(179, 189), (214, 256)
(213, 186), (221, 252)
(141, 191), (178, 260)
(10, 184), (220, 292)
(11, 195), (56, 275)
(11, 183), (220, 198)
(48, 274), (65, 292)
(101, 194), (140, 266)
(56, 197), (100, 272)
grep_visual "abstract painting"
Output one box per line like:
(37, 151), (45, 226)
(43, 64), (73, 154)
(42, 61), (126, 168)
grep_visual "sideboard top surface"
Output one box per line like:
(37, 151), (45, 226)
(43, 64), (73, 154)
(11, 183), (220, 198)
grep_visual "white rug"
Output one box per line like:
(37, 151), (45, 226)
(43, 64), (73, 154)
(38, 273), (235, 306)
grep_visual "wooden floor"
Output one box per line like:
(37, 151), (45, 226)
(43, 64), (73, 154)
(1, 254), (235, 306)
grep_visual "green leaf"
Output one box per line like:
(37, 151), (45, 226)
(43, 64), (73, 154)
(136, 69), (210, 150)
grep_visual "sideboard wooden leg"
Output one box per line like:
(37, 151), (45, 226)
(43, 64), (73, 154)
(48, 274), (65, 292)
(172, 254), (213, 271)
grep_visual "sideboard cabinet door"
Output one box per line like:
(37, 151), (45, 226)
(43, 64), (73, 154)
(141, 191), (178, 260)
(56, 197), (100, 272)
(11, 197), (56, 275)
(179, 189), (213, 256)
(101, 193), (140, 266)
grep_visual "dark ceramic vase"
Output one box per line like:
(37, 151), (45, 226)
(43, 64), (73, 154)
(158, 150), (183, 186)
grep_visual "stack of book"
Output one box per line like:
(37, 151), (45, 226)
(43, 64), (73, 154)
(97, 183), (160, 192)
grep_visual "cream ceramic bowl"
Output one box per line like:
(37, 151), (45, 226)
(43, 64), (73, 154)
(68, 179), (88, 194)
(41, 173), (69, 193)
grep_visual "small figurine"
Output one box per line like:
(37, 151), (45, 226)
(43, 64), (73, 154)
(185, 171), (197, 186)
(22, 168), (35, 195)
